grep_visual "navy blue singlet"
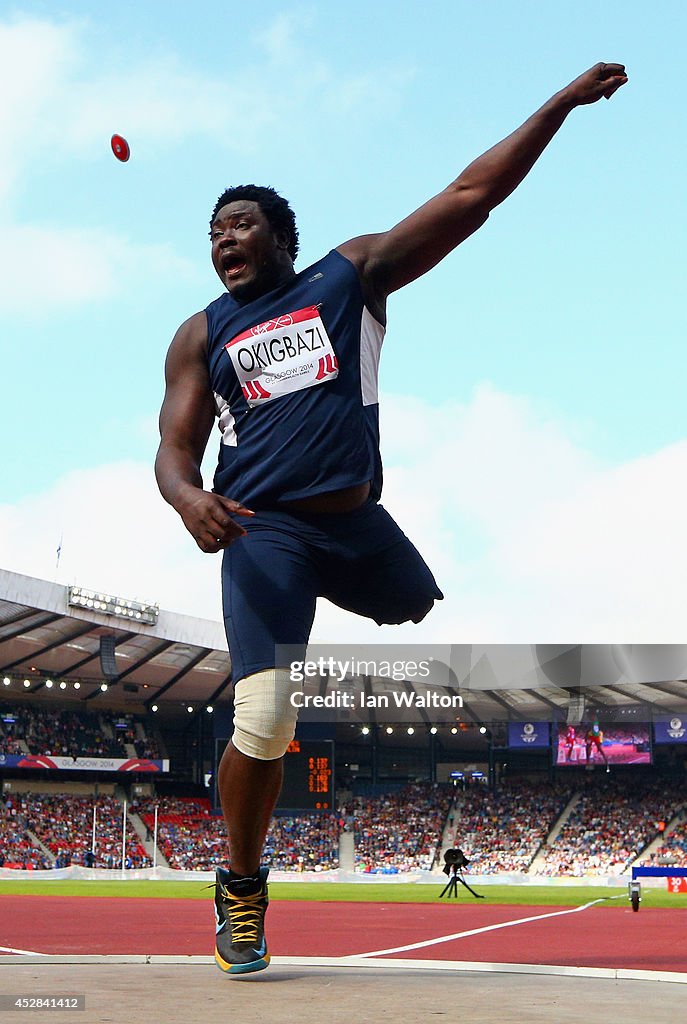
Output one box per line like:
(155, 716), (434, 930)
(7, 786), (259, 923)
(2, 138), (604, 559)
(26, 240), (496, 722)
(206, 250), (385, 509)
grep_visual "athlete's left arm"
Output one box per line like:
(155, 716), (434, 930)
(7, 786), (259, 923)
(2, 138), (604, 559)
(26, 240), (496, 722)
(338, 63), (627, 317)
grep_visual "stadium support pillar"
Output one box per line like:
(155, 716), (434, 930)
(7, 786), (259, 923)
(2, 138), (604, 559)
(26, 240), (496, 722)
(429, 731), (437, 783)
(196, 710), (204, 786)
(371, 726), (379, 785)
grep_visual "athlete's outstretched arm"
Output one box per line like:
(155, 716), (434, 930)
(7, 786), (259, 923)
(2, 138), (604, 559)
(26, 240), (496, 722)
(339, 62), (627, 315)
(155, 311), (254, 552)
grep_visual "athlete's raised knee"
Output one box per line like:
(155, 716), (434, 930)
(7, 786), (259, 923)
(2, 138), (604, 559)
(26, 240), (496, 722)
(231, 668), (303, 760)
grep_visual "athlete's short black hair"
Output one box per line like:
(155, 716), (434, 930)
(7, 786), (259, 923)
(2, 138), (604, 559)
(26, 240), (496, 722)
(210, 184), (299, 261)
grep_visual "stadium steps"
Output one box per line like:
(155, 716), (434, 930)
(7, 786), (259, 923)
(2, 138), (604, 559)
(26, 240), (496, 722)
(127, 811), (170, 867)
(528, 792), (581, 874)
(435, 797), (461, 873)
(338, 829), (355, 871)
(25, 829), (55, 864)
(98, 715), (114, 740)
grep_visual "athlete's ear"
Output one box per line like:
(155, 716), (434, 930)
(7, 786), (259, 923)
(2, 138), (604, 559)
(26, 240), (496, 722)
(274, 229), (291, 253)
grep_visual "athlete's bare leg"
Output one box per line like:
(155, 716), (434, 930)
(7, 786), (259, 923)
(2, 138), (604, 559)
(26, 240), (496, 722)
(217, 741), (283, 875)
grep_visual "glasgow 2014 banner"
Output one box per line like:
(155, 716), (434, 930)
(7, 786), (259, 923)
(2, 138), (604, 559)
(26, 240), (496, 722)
(507, 722), (550, 748)
(654, 717), (687, 744)
(0, 754), (169, 772)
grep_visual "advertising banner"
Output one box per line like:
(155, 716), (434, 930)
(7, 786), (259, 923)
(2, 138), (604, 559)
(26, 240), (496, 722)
(0, 754), (169, 772)
(654, 717), (687, 744)
(507, 722), (550, 748)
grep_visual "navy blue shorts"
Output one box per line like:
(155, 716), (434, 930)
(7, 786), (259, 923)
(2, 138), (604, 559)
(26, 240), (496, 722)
(221, 500), (443, 682)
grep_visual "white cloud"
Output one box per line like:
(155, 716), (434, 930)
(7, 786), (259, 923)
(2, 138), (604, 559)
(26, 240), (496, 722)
(0, 18), (76, 202)
(0, 462), (224, 623)
(2, 386), (687, 645)
(0, 225), (197, 313)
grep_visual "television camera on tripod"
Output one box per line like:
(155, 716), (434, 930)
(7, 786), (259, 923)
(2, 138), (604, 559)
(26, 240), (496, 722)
(439, 847), (485, 900)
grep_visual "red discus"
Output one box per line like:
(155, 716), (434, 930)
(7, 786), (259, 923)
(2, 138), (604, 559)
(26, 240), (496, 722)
(110, 134), (130, 162)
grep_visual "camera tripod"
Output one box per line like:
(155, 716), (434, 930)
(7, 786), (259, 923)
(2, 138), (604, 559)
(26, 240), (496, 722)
(439, 864), (485, 900)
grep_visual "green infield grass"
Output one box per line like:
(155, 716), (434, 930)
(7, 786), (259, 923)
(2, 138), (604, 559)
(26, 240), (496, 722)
(0, 878), (683, 908)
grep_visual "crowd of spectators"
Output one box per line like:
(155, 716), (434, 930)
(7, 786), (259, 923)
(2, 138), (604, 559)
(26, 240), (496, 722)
(0, 705), (160, 760)
(537, 779), (685, 877)
(352, 783), (451, 873)
(3, 776), (686, 876)
(263, 814), (339, 870)
(135, 797), (339, 871)
(1, 793), (151, 869)
(453, 779), (574, 873)
(644, 819), (687, 868)
(136, 796), (217, 870)
(1, 798), (51, 868)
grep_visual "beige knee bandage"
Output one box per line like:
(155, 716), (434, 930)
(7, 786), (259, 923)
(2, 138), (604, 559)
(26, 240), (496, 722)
(231, 669), (303, 761)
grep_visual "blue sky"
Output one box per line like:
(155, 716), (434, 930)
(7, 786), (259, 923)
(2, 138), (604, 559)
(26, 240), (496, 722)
(1, 1), (686, 642)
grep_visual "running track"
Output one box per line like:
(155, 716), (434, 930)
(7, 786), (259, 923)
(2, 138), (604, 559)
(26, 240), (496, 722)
(0, 896), (685, 973)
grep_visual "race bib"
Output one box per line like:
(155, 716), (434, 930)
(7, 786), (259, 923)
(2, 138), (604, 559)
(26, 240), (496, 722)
(224, 305), (339, 407)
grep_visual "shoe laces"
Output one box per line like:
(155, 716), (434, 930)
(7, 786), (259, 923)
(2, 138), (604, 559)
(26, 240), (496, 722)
(220, 884), (266, 946)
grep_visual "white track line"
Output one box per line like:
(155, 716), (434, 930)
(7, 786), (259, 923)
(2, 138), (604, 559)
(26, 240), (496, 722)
(350, 898), (611, 958)
(0, 946), (48, 956)
(0, 954), (685, 984)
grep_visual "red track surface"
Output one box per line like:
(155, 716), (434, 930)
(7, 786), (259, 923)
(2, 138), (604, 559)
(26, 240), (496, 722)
(0, 895), (685, 973)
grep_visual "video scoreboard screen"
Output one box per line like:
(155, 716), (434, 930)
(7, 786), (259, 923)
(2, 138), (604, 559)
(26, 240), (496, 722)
(554, 722), (652, 766)
(277, 739), (334, 811)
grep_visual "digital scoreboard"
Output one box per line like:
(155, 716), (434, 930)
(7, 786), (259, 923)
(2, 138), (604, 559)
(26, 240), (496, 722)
(213, 737), (334, 812)
(277, 739), (334, 811)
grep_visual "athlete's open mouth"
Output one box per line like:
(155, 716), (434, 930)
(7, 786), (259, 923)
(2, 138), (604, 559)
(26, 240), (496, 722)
(222, 254), (247, 278)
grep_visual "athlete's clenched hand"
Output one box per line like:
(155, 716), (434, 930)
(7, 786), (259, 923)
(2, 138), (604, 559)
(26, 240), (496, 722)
(177, 488), (254, 553)
(561, 63), (628, 106)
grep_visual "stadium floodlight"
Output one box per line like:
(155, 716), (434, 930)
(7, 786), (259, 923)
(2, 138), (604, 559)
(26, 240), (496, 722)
(361, 726), (370, 735)
(385, 726), (393, 734)
(206, 706), (214, 714)
(407, 727), (415, 735)
(430, 727), (438, 735)
(67, 585), (159, 626)
(59, 681), (67, 690)
(45, 680), (53, 688)
(73, 682), (81, 690)
(479, 725), (487, 734)
(100, 683), (108, 692)
(187, 705), (194, 713)
(151, 704), (158, 713)
(451, 726), (458, 734)
(2, 678), (10, 686)
(23, 680), (31, 688)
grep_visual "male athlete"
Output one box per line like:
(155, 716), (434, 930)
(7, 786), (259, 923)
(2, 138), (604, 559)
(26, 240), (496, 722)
(585, 720), (610, 769)
(564, 724), (577, 762)
(155, 62), (627, 975)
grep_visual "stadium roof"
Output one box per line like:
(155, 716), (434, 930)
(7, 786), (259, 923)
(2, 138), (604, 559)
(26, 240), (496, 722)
(0, 568), (230, 709)
(1, 569), (686, 720)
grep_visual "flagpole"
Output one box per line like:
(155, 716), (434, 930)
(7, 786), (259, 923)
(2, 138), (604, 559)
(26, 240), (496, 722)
(122, 800), (127, 874)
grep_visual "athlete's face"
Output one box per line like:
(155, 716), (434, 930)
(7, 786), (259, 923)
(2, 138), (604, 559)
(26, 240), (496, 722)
(210, 201), (293, 302)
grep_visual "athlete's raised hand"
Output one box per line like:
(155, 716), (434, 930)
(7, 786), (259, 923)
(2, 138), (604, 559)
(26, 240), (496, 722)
(562, 62), (628, 106)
